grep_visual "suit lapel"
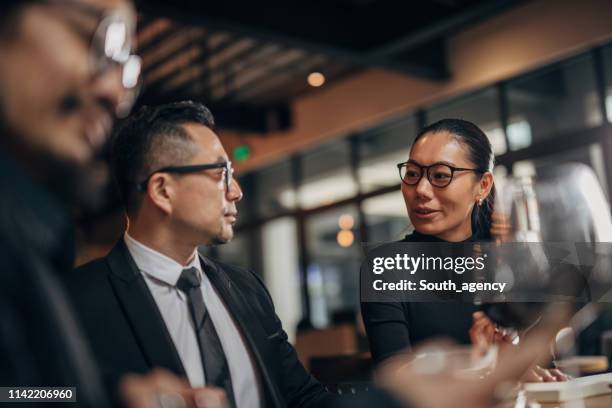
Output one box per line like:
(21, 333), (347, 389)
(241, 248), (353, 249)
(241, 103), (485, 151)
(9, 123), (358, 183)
(106, 240), (187, 378)
(199, 255), (284, 408)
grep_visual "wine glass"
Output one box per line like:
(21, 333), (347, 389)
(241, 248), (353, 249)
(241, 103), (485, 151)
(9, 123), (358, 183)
(483, 163), (612, 332)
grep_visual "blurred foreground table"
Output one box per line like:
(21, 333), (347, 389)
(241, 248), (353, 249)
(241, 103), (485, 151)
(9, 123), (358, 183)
(538, 394), (612, 407)
(503, 390), (612, 407)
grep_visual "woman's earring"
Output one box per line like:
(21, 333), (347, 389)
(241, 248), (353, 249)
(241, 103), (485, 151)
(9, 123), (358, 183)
(477, 199), (483, 207)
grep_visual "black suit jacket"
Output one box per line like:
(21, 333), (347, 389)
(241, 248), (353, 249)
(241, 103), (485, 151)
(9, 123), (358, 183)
(63, 240), (335, 408)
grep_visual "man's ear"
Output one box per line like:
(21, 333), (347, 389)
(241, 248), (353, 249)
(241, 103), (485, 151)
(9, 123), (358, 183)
(147, 173), (174, 215)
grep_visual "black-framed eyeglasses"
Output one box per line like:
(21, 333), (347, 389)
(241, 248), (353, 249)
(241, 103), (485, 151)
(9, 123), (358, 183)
(397, 160), (484, 188)
(137, 161), (234, 192)
(47, 0), (142, 117)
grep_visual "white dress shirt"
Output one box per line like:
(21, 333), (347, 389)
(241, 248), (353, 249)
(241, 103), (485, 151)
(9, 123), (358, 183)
(124, 233), (262, 408)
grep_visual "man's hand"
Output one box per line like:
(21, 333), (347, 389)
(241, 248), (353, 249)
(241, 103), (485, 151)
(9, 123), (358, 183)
(120, 369), (228, 408)
(377, 306), (571, 408)
(522, 365), (571, 382)
(469, 311), (516, 347)
(470, 311), (570, 383)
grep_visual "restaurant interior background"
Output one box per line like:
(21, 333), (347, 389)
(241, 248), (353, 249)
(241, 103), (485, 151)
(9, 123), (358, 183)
(76, 0), (612, 375)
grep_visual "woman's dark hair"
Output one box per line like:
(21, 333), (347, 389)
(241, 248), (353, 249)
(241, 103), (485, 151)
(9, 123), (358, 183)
(412, 118), (496, 240)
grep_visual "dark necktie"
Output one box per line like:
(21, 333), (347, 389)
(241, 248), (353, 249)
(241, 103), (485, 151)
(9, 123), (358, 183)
(177, 267), (235, 407)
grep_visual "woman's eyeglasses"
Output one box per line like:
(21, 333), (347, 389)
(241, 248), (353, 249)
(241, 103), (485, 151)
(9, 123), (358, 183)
(137, 161), (235, 192)
(397, 161), (483, 188)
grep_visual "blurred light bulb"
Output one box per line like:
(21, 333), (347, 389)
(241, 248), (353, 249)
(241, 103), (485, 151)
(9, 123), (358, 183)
(338, 214), (354, 230)
(337, 230), (354, 247)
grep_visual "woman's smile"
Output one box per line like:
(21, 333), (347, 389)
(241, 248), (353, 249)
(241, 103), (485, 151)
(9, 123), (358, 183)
(412, 206), (441, 220)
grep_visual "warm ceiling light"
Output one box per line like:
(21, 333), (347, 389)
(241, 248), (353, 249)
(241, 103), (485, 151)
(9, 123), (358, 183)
(307, 72), (325, 87)
(337, 230), (354, 247)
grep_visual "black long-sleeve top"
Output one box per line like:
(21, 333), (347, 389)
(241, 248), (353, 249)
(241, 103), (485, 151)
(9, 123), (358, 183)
(361, 231), (478, 365)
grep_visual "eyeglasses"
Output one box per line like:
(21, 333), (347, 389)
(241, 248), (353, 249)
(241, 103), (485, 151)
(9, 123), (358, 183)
(397, 160), (483, 188)
(137, 161), (235, 193)
(48, 0), (142, 117)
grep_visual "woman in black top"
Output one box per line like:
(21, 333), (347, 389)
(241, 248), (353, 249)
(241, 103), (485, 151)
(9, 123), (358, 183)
(362, 118), (504, 360)
(362, 119), (574, 388)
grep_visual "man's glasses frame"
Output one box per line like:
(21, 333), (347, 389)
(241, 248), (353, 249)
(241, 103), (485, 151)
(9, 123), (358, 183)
(397, 160), (484, 188)
(137, 161), (234, 193)
(47, 0), (141, 116)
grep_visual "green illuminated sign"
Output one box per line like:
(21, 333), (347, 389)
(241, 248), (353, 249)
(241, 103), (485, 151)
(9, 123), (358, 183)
(233, 145), (251, 162)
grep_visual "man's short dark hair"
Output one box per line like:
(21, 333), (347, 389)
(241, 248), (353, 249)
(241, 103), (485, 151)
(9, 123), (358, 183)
(110, 100), (215, 215)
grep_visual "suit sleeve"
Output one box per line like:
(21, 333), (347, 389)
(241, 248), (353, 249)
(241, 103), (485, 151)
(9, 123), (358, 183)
(249, 272), (338, 408)
(361, 301), (411, 365)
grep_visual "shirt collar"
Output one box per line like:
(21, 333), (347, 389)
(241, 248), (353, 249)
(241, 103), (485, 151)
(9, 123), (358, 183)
(124, 232), (201, 286)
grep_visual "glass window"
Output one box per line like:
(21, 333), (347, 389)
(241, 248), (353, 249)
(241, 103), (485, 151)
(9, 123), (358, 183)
(234, 175), (253, 230)
(213, 231), (253, 270)
(427, 88), (507, 155)
(604, 45), (612, 123)
(254, 159), (296, 218)
(261, 217), (302, 342)
(357, 116), (416, 193)
(506, 54), (603, 148)
(512, 143), (608, 199)
(506, 119), (532, 151)
(304, 205), (362, 327)
(484, 126), (508, 157)
(299, 140), (357, 210)
(362, 190), (411, 243)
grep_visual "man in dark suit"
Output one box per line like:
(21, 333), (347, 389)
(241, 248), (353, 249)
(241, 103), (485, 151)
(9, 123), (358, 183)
(64, 101), (337, 408)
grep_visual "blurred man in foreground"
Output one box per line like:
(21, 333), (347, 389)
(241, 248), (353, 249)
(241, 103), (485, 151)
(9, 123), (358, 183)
(0, 1), (225, 406)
